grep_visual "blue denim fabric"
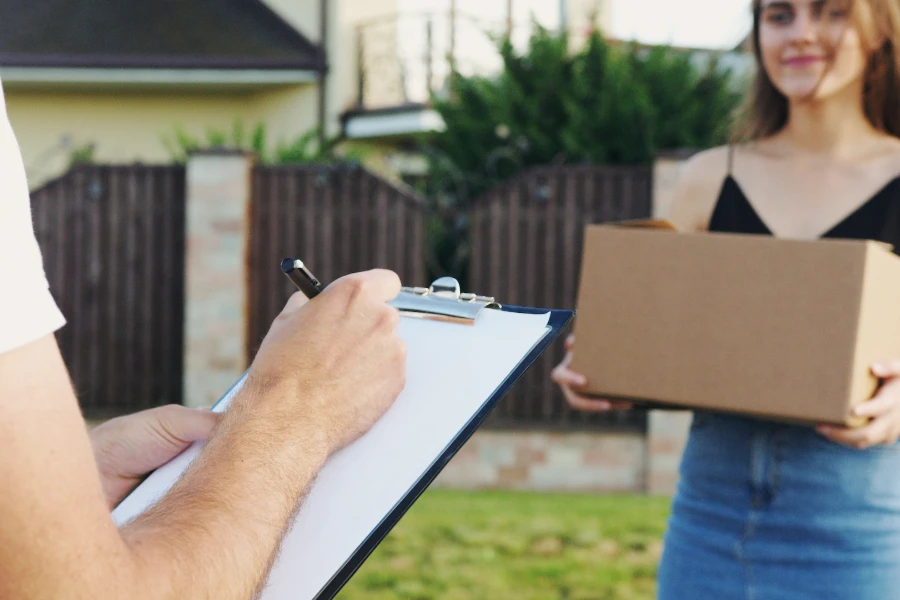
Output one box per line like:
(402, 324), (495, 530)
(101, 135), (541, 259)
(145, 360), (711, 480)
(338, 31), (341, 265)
(657, 411), (900, 600)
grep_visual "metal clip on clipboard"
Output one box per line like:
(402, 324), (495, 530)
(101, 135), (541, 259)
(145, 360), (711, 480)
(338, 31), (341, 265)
(281, 258), (500, 326)
(389, 276), (502, 325)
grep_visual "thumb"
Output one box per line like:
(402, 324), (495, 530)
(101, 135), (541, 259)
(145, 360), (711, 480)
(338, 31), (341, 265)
(872, 359), (900, 378)
(149, 405), (221, 448)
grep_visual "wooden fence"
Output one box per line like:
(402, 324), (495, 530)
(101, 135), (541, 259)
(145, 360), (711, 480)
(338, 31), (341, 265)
(246, 164), (427, 360)
(31, 164), (187, 418)
(470, 165), (654, 430)
(29, 160), (653, 430)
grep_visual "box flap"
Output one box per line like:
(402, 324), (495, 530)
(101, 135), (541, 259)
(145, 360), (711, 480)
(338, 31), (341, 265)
(869, 239), (896, 253)
(604, 218), (679, 231)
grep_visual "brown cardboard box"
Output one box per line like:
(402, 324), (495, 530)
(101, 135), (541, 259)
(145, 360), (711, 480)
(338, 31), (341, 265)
(569, 219), (900, 427)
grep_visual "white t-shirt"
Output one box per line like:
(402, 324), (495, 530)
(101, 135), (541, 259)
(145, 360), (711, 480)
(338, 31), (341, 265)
(0, 78), (66, 354)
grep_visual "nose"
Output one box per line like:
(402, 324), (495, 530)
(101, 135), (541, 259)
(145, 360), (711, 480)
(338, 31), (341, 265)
(789, 7), (820, 43)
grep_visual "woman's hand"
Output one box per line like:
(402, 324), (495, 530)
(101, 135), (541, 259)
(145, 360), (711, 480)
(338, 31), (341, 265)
(817, 360), (900, 449)
(550, 334), (633, 412)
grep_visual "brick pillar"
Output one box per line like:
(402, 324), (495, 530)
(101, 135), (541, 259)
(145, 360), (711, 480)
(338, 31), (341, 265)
(646, 411), (692, 495)
(182, 150), (254, 408)
(646, 149), (698, 495)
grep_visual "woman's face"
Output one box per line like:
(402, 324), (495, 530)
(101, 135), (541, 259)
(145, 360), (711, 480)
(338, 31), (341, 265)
(758, 0), (875, 101)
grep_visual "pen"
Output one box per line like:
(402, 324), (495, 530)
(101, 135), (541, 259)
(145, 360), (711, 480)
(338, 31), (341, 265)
(281, 257), (325, 299)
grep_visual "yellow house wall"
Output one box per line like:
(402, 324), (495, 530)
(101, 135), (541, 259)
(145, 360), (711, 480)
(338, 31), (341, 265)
(5, 84), (319, 188)
(264, 0), (401, 136)
(6, 0), (403, 188)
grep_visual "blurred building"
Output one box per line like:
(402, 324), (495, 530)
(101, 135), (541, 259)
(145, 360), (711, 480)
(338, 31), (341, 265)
(0, 0), (328, 186)
(0, 0), (619, 187)
(0, 0), (748, 188)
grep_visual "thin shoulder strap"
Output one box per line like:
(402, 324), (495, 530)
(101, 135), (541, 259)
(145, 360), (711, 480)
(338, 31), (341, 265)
(880, 185), (900, 255)
(727, 145), (734, 176)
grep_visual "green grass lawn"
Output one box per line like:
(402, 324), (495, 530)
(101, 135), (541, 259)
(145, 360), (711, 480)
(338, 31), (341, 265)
(336, 490), (672, 600)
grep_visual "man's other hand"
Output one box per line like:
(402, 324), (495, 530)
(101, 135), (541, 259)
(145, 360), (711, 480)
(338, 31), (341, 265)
(90, 405), (220, 508)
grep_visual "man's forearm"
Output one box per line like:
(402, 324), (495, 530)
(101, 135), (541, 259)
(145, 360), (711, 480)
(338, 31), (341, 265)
(120, 377), (328, 599)
(1, 337), (328, 600)
(3, 272), (403, 600)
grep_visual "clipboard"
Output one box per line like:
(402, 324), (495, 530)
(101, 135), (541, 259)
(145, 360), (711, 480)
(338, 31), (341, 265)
(112, 276), (574, 600)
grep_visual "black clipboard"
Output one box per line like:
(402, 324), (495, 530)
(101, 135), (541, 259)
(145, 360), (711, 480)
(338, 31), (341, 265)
(113, 277), (574, 600)
(314, 304), (573, 599)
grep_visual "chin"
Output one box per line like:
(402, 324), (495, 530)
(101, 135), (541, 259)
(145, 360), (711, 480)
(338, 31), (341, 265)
(778, 87), (823, 102)
(772, 77), (827, 101)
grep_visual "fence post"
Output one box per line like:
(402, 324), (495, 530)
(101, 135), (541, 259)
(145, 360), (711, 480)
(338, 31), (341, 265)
(646, 149), (697, 495)
(182, 149), (255, 408)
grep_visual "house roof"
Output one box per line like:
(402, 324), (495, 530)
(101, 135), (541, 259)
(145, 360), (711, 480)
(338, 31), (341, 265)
(0, 0), (323, 70)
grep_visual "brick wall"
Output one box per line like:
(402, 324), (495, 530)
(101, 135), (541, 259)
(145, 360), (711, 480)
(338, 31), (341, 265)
(435, 430), (647, 493)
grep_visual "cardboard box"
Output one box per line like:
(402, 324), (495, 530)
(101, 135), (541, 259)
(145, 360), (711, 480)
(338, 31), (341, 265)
(569, 219), (900, 427)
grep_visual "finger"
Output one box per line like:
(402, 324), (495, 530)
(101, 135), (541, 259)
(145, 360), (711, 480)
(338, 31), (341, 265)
(564, 389), (613, 412)
(337, 269), (403, 304)
(852, 394), (898, 418)
(283, 290), (310, 313)
(817, 421), (887, 449)
(551, 365), (587, 387)
(608, 401), (634, 410)
(564, 334), (575, 351)
(152, 405), (221, 445)
(872, 359), (900, 378)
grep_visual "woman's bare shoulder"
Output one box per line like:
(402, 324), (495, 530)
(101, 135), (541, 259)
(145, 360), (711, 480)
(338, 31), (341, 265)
(666, 146), (732, 232)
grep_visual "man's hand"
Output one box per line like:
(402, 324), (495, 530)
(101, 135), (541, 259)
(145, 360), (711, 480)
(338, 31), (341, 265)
(241, 269), (407, 456)
(818, 360), (900, 449)
(90, 405), (220, 509)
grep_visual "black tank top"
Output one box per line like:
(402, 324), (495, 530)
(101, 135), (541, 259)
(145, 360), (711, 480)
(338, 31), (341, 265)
(708, 146), (900, 256)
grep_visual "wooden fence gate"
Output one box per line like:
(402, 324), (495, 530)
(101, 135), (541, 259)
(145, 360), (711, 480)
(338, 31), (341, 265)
(246, 163), (427, 359)
(469, 165), (654, 431)
(31, 164), (187, 418)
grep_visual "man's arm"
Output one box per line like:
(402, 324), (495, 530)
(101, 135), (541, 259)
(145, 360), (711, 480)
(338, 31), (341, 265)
(0, 272), (406, 600)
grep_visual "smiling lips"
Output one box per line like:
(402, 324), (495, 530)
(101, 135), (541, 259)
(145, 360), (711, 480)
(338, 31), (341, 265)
(784, 55), (825, 67)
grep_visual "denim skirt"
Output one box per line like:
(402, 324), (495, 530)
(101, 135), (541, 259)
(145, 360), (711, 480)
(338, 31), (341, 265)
(657, 411), (900, 600)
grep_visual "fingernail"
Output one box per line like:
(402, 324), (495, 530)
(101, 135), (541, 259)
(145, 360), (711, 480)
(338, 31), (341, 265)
(575, 376), (587, 385)
(872, 362), (888, 376)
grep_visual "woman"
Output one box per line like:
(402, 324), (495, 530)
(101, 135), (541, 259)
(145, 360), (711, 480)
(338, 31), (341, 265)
(552, 0), (900, 598)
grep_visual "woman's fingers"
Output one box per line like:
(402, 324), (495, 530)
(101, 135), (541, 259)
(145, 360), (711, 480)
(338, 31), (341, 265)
(872, 359), (900, 378)
(551, 364), (587, 387)
(852, 393), (897, 418)
(552, 342), (632, 413)
(817, 420), (893, 449)
(563, 387), (612, 412)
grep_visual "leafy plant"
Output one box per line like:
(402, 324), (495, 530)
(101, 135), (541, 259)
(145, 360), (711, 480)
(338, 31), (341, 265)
(416, 26), (745, 282)
(67, 142), (96, 167)
(424, 26), (746, 206)
(161, 118), (356, 166)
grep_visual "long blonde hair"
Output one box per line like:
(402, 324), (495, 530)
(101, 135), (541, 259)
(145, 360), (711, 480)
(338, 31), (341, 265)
(731, 0), (900, 142)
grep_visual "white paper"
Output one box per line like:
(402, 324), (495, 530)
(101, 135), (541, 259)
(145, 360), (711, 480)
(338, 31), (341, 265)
(112, 308), (552, 599)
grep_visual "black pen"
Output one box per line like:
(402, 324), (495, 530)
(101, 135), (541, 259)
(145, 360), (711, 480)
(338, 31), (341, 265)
(281, 257), (325, 299)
